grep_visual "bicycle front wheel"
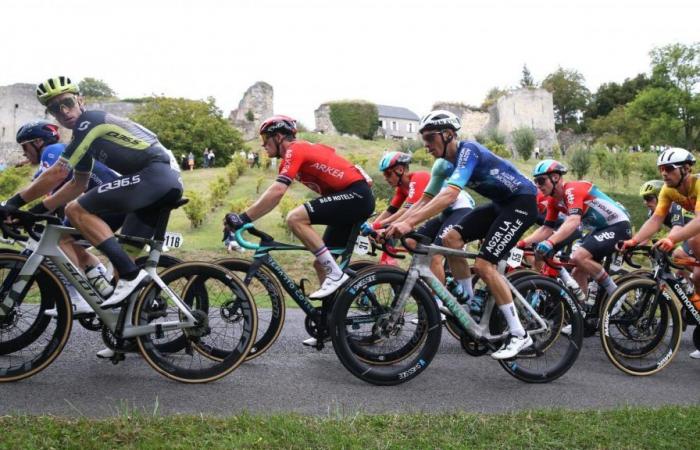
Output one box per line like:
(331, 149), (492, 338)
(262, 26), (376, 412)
(599, 277), (682, 376)
(329, 268), (442, 386)
(134, 262), (257, 383)
(495, 275), (583, 383)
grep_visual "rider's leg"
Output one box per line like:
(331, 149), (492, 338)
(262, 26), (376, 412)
(686, 236), (700, 295)
(572, 223), (631, 297)
(442, 230), (473, 298)
(570, 248), (610, 297)
(287, 205), (344, 283)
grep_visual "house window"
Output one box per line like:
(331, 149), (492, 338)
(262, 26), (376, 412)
(407, 123), (415, 133)
(380, 120), (386, 129)
(391, 121), (398, 131)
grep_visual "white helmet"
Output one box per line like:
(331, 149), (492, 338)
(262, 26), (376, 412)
(418, 110), (461, 133)
(657, 147), (696, 167)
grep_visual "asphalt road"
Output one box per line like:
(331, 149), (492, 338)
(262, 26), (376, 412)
(1, 310), (699, 417)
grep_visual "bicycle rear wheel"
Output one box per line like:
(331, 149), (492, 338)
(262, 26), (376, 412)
(599, 278), (681, 376)
(0, 254), (72, 382)
(134, 262), (257, 383)
(329, 268), (442, 385)
(215, 257), (286, 361)
(494, 275), (583, 383)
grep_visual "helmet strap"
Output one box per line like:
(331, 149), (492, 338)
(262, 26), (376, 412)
(439, 131), (453, 158)
(395, 166), (406, 187)
(675, 166), (690, 189)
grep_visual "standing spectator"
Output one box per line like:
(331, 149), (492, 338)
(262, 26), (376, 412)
(188, 151), (195, 171)
(239, 149), (246, 159)
(534, 147), (540, 160)
(203, 149), (210, 168)
(247, 150), (254, 168)
(180, 153), (187, 170)
(208, 148), (215, 167)
(252, 150), (260, 168)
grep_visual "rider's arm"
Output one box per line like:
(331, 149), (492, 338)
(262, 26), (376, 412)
(548, 214), (581, 246)
(16, 162), (70, 204)
(522, 225), (555, 246)
(403, 187), (459, 228)
(668, 217), (700, 244)
(378, 205), (410, 226)
(633, 214), (664, 243)
(42, 171), (91, 211)
(244, 181), (288, 221)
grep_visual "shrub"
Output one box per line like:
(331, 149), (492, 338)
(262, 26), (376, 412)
(245, 110), (254, 122)
(277, 195), (298, 236)
(228, 197), (253, 213)
(511, 127), (536, 161)
(347, 152), (369, 167)
(329, 101), (379, 140)
(375, 198), (388, 216)
(0, 166), (32, 198)
(591, 144), (609, 177)
(183, 190), (207, 228)
(232, 154), (247, 175)
(225, 163), (239, 185)
(636, 152), (659, 181)
(410, 148), (433, 167)
(552, 143), (562, 159)
(297, 131), (321, 143)
(484, 140), (510, 158)
(208, 176), (229, 210)
(371, 177), (396, 208)
(615, 153), (632, 185)
(487, 129), (507, 145)
(256, 176), (265, 194)
(567, 144), (592, 179)
(396, 139), (424, 153)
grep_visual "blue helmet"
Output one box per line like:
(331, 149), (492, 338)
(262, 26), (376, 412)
(532, 159), (567, 177)
(378, 151), (411, 172)
(16, 120), (60, 145)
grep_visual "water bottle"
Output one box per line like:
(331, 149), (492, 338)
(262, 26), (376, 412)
(559, 269), (586, 305)
(586, 281), (598, 306)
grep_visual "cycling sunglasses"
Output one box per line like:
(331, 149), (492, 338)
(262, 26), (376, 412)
(534, 176), (549, 186)
(45, 96), (77, 116)
(658, 164), (682, 173)
(642, 195), (657, 202)
(421, 131), (442, 143)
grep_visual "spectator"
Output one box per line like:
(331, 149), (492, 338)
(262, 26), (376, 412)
(247, 150), (254, 168)
(534, 147), (540, 160)
(203, 149), (210, 168)
(208, 148), (215, 167)
(188, 151), (195, 171)
(252, 150), (260, 168)
(180, 153), (187, 170)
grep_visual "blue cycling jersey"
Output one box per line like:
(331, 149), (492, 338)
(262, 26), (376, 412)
(441, 140), (537, 202)
(34, 143), (120, 191)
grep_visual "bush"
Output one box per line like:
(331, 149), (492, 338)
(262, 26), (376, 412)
(552, 143), (562, 159)
(228, 197), (253, 213)
(371, 177), (396, 208)
(0, 166), (32, 198)
(636, 152), (659, 181)
(396, 139), (424, 153)
(232, 155), (247, 175)
(592, 144), (609, 177)
(487, 129), (507, 145)
(484, 140), (510, 158)
(347, 153), (369, 167)
(183, 190), (207, 228)
(567, 144), (592, 179)
(615, 153), (632, 185)
(512, 127), (536, 161)
(208, 176), (229, 210)
(225, 164), (239, 185)
(329, 101), (379, 140)
(277, 195), (298, 236)
(410, 148), (433, 167)
(256, 176), (265, 194)
(297, 131), (321, 143)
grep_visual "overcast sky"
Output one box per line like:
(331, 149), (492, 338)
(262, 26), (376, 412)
(2, 0), (698, 127)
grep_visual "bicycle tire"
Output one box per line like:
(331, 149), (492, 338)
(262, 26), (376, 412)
(0, 254), (73, 382)
(134, 262), (257, 383)
(599, 277), (682, 376)
(329, 268), (442, 386)
(495, 275), (584, 383)
(215, 257), (286, 361)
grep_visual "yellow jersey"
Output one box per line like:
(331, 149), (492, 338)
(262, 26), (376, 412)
(654, 174), (700, 217)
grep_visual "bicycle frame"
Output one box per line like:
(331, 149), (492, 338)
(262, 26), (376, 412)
(0, 223), (197, 338)
(392, 240), (549, 343)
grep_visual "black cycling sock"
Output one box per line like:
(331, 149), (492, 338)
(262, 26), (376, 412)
(97, 237), (140, 280)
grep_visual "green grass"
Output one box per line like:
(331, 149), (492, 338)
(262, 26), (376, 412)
(1, 406), (698, 449)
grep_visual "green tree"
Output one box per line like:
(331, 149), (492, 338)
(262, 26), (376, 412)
(626, 87), (685, 147)
(585, 73), (651, 120)
(567, 144), (592, 179)
(520, 64), (535, 88)
(329, 101), (378, 140)
(541, 67), (591, 130)
(648, 42), (700, 148)
(511, 127), (536, 160)
(481, 87), (508, 109)
(78, 77), (116, 98)
(131, 96), (245, 166)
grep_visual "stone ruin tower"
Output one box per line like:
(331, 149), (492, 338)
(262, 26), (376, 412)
(229, 82), (274, 140)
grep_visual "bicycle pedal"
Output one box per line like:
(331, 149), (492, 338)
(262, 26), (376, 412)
(110, 352), (126, 365)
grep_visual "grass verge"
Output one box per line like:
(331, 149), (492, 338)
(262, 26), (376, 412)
(1, 405), (699, 449)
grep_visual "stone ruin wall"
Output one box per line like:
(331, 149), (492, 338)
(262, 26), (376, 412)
(432, 102), (490, 140)
(313, 104), (338, 135)
(492, 88), (557, 153)
(228, 82), (273, 140)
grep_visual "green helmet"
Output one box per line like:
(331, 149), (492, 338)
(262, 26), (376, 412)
(639, 180), (664, 197)
(36, 76), (79, 105)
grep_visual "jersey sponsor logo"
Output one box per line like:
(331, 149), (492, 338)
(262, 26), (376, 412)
(456, 146), (472, 168)
(97, 174), (141, 193)
(485, 218), (524, 257)
(565, 188), (576, 206)
(593, 231), (615, 242)
(489, 168), (499, 176)
(408, 181), (417, 200)
(310, 162), (344, 179)
(78, 121), (91, 131)
(105, 130), (143, 146)
(514, 209), (528, 215)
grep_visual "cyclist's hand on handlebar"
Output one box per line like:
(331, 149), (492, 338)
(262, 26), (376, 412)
(617, 238), (638, 252)
(535, 240), (554, 256)
(654, 237), (676, 253)
(224, 212), (251, 230)
(359, 222), (373, 236)
(385, 221), (412, 238)
(516, 239), (529, 250)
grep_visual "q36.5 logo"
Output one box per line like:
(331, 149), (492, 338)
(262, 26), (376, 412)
(97, 175), (141, 193)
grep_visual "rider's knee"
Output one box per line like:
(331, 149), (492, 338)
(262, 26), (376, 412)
(569, 250), (591, 267)
(474, 258), (494, 277)
(442, 229), (463, 248)
(285, 207), (307, 229)
(64, 200), (82, 222)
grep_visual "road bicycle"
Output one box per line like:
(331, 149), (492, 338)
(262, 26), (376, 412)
(329, 232), (584, 386)
(0, 202), (257, 383)
(599, 245), (699, 376)
(218, 223), (385, 360)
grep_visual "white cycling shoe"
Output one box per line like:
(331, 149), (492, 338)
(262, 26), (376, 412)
(45, 295), (93, 317)
(100, 270), (150, 309)
(96, 348), (116, 359)
(309, 273), (349, 299)
(302, 337), (330, 347)
(690, 350), (700, 359)
(491, 332), (533, 360)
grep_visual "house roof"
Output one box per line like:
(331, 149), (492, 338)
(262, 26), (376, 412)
(377, 104), (419, 121)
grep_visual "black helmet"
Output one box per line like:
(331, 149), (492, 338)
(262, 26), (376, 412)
(16, 120), (60, 145)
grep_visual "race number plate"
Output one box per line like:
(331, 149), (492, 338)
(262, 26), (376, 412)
(354, 235), (370, 255)
(164, 232), (184, 249)
(507, 247), (524, 269)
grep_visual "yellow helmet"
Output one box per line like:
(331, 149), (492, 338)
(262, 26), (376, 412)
(36, 76), (79, 105)
(639, 180), (664, 197)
